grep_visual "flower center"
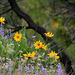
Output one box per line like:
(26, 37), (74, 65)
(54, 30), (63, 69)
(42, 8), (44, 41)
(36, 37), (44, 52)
(37, 43), (40, 46)
(17, 36), (20, 38)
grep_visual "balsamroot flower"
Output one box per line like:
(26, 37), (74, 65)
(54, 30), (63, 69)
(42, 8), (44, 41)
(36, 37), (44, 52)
(53, 56), (60, 62)
(44, 32), (54, 37)
(48, 51), (58, 57)
(28, 53), (32, 57)
(23, 52), (36, 58)
(34, 40), (47, 50)
(0, 17), (5, 24)
(40, 44), (47, 50)
(23, 54), (27, 57)
(31, 52), (36, 57)
(34, 40), (42, 49)
(48, 51), (59, 63)
(14, 32), (22, 41)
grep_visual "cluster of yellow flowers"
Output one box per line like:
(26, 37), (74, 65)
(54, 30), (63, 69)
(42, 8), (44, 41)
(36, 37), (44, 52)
(14, 32), (22, 41)
(13, 29), (59, 63)
(0, 17), (5, 24)
(23, 52), (36, 58)
(34, 40), (47, 50)
(0, 16), (59, 64)
(34, 32), (54, 50)
(48, 51), (59, 63)
(44, 32), (54, 37)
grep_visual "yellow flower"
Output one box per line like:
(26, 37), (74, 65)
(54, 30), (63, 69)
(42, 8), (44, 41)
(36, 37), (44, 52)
(14, 32), (22, 41)
(23, 52), (36, 58)
(34, 40), (47, 50)
(0, 17), (5, 24)
(34, 40), (42, 49)
(28, 53), (31, 57)
(40, 44), (47, 50)
(44, 32), (54, 37)
(48, 51), (58, 58)
(23, 54), (27, 57)
(31, 52), (36, 57)
(48, 51), (59, 63)
(54, 55), (59, 62)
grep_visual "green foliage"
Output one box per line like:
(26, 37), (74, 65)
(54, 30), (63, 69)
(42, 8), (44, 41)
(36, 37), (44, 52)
(41, 60), (46, 68)
(5, 43), (14, 53)
(0, 27), (61, 75)
(0, 41), (5, 55)
(19, 27), (27, 51)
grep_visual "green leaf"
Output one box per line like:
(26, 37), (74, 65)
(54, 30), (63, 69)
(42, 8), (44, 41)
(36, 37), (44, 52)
(5, 43), (14, 53)
(19, 27), (27, 51)
(19, 35), (27, 51)
(13, 41), (19, 51)
(0, 41), (5, 55)
(41, 60), (46, 68)
(0, 34), (2, 40)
